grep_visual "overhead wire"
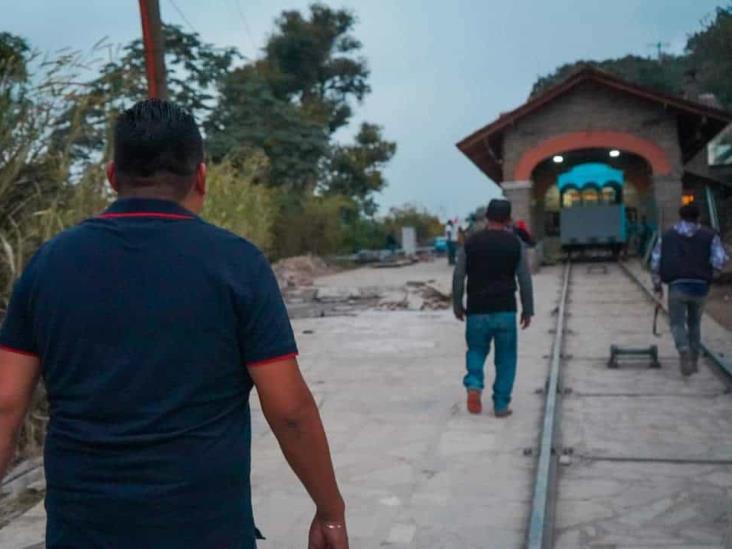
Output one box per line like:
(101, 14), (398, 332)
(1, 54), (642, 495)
(166, 0), (198, 34)
(232, 0), (258, 55)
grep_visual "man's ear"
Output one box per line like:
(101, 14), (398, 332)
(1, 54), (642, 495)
(106, 161), (120, 193)
(195, 163), (207, 196)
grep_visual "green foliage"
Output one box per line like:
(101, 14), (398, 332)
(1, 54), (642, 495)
(264, 3), (370, 133)
(57, 24), (239, 162)
(271, 192), (349, 258)
(338, 214), (388, 252)
(382, 204), (443, 244)
(206, 68), (329, 191)
(0, 41), (111, 303)
(530, 6), (732, 112)
(530, 55), (689, 99)
(208, 3), (394, 211)
(0, 32), (29, 83)
(322, 123), (397, 215)
(201, 156), (277, 254)
(686, 6), (732, 109)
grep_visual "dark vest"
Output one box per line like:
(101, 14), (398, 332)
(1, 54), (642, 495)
(465, 229), (521, 314)
(659, 226), (715, 283)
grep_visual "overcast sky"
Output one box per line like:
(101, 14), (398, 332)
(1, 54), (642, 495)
(2, 0), (724, 220)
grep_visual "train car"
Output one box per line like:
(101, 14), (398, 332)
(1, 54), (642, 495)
(557, 163), (627, 255)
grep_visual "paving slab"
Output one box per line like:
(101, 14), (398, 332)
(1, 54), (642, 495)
(555, 261), (732, 549)
(2, 258), (730, 548)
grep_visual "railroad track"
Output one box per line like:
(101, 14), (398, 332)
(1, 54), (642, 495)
(526, 260), (732, 548)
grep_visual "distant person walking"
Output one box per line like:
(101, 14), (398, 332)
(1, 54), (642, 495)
(452, 199), (534, 417)
(513, 219), (535, 248)
(651, 203), (729, 376)
(446, 220), (459, 265)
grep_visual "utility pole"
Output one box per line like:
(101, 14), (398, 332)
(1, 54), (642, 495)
(138, 0), (168, 99)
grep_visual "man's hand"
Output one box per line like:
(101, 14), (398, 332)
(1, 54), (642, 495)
(309, 515), (349, 549)
(654, 285), (664, 300)
(520, 313), (532, 330)
(454, 307), (465, 322)
(248, 357), (346, 548)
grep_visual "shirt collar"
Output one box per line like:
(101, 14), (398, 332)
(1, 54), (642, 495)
(101, 198), (197, 220)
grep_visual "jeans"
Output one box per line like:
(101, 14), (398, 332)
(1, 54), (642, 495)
(464, 312), (518, 411)
(668, 285), (706, 355)
(447, 241), (457, 265)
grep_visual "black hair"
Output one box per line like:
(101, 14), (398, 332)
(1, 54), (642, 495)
(486, 199), (512, 223)
(113, 99), (203, 197)
(679, 202), (701, 222)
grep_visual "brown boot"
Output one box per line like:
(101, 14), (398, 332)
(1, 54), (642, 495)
(680, 350), (693, 377)
(467, 390), (482, 415)
(495, 408), (513, 418)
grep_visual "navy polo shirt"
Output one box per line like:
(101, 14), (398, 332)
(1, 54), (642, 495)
(0, 198), (297, 548)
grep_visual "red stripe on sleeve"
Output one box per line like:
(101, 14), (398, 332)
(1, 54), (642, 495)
(0, 345), (39, 358)
(247, 352), (298, 368)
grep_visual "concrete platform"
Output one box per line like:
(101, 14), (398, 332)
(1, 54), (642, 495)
(0, 259), (730, 548)
(556, 262), (732, 549)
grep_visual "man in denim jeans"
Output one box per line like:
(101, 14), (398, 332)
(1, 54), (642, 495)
(452, 199), (534, 417)
(651, 203), (729, 376)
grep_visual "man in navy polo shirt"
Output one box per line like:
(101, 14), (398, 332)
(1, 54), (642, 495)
(0, 100), (348, 548)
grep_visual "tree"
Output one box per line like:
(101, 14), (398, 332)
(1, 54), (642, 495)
(0, 32), (29, 83)
(202, 156), (277, 254)
(262, 3), (370, 133)
(205, 68), (328, 191)
(530, 6), (732, 112)
(383, 205), (443, 245)
(54, 24), (239, 162)
(530, 55), (688, 99)
(686, 6), (732, 109)
(208, 4), (394, 200)
(321, 123), (396, 214)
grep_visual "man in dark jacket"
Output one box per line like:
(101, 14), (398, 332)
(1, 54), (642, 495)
(452, 199), (534, 417)
(651, 203), (728, 376)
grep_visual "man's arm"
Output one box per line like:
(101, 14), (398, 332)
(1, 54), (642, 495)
(710, 234), (730, 278)
(516, 246), (534, 329)
(650, 236), (663, 292)
(452, 247), (467, 320)
(0, 349), (41, 480)
(248, 358), (347, 547)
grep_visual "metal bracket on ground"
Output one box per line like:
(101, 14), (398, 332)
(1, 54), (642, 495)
(608, 344), (661, 369)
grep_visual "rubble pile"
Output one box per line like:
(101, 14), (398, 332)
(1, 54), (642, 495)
(377, 280), (451, 311)
(273, 255), (333, 291)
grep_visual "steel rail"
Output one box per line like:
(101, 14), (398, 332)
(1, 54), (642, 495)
(618, 261), (732, 387)
(526, 261), (572, 549)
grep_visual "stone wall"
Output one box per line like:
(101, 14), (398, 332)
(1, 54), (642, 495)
(502, 82), (684, 180)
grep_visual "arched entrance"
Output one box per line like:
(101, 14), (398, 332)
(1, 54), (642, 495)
(513, 130), (673, 181)
(531, 148), (654, 245)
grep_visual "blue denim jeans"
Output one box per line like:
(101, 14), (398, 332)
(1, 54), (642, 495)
(464, 312), (518, 411)
(668, 284), (707, 355)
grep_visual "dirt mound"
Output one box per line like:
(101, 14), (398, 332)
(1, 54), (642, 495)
(273, 255), (332, 290)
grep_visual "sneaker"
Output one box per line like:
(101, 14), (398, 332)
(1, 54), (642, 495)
(680, 351), (693, 377)
(494, 408), (513, 418)
(467, 390), (482, 415)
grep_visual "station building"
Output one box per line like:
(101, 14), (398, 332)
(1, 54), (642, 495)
(457, 67), (732, 255)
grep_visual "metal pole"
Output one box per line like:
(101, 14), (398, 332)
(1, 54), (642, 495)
(138, 0), (168, 99)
